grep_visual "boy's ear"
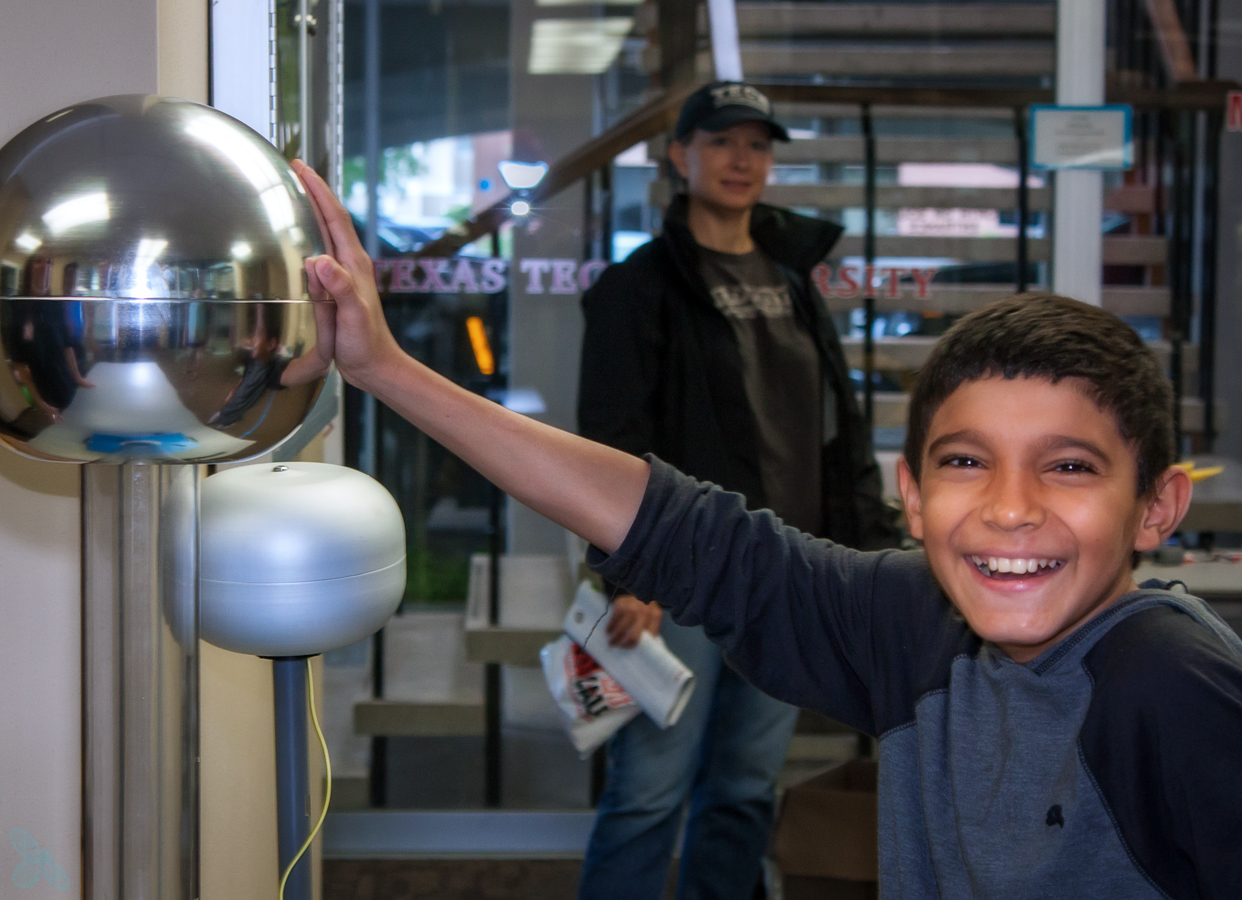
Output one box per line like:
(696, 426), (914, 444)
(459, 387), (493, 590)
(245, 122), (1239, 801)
(1133, 465), (1194, 553)
(896, 455), (924, 541)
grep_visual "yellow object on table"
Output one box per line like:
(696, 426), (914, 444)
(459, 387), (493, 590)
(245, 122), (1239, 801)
(1174, 460), (1225, 483)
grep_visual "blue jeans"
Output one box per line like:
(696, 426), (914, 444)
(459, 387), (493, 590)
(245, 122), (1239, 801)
(577, 618), (799, 900)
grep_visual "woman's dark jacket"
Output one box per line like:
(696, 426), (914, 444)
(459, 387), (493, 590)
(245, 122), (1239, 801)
(578, 195), (898, 551)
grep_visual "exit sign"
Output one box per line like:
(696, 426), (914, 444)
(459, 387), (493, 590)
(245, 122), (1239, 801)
(1228, 91), (1242, 132)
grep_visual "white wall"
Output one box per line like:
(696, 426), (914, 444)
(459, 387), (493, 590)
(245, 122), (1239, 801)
(0, 1), (158, 888)
(0, 4), (297, 898)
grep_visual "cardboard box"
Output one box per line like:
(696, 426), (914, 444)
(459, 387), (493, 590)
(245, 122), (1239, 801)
(771, 759), (878, 900)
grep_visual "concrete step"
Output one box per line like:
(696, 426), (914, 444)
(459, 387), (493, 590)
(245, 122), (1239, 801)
(351, 611), (485, 739)
(771, 102), (1022, 121)
(820, 284), (1171, 316)
(763, 183), (1052, 210)
(735, 2), (1056, 39)
(827, 235), (1165, 265)
(464, 553), (573, 665)
(737, 40), (1054, 79)
(651, 42), (1055, 79)
(773, 135), (1023, 165)
(354, 699), (485, 737)
(653, 178), (1153, 218)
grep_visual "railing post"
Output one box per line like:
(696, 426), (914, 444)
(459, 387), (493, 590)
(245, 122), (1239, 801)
(1199, 108), (1220, 449)
(861, 103), (876, 432)
(485, 229), (504, 809)
(1015, 107), (1030, 294)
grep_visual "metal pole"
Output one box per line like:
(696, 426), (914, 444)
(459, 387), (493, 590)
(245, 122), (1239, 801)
(273, 658), (312, 900)
(299, 0), (310, 163)
(861, 104), (876, 432)
(601, 163), (614, 263)
(362, 0), (385, 808)
(583, 169), (596, 261)
(360, 0), (381, 478)
(1016, 107), (1030, 293)
(81, 463), (200, 900)
(485, 229), (504, 809)
(1169, 114), (1187, 454)
(1052, 0), (1106, 306)
(1199, 109), (1220, 448)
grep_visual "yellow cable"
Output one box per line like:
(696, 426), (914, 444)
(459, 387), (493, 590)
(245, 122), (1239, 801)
(278, 658), (333, 900)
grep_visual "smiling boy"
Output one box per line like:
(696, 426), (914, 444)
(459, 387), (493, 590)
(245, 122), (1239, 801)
(293, 160), (1242, 898)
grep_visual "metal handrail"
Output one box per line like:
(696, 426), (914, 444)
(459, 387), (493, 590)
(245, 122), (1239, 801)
(404, 77), (1236, 268)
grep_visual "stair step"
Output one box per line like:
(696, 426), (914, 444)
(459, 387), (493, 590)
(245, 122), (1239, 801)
(736, 2), (1056, 38)
(772, 102), (1021, 121)
(653, 179), (1152, 217)
(763, 184), (1051, 210)
(785, 734), (864, 763)
(825, 235), (1164, 265)
(820, 284), (1171, 316)
(354, 699), (485, 737)
(734, 41), (1054, 78)
(774, 136), (1022, 165)
(829, 234), (1046, 262)
(463, 553), (574, 664)
(464, 627), (562, 666)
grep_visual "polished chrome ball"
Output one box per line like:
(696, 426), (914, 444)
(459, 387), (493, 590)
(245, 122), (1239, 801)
(0, 95), (326, 463)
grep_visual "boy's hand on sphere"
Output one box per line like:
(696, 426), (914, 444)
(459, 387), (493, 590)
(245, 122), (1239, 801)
(292, 158), (404, 391)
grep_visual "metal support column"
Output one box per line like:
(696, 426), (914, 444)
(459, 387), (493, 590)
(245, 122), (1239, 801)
(82, 464), (200, 900)
(1052, 0), (1106, 305)
(1016, 107), (1031, 293)
(485, 229), (505, 809)
(861, 104), (876, 431)
(273, 658), (312, 900)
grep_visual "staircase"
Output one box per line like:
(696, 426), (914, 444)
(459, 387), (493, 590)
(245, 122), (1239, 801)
(330, 0), (1227, 855)
(633, 0), (1218, 449)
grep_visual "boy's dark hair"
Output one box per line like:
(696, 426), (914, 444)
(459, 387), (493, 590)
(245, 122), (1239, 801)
(903, 293), (1174, 496)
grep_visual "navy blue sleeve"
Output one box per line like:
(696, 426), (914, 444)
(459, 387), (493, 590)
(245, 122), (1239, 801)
(1082, 605), (1242, 900)
(591, 458), (971, 735)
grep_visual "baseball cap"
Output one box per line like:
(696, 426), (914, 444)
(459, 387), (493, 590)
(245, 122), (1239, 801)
(674, 82), (790, 142)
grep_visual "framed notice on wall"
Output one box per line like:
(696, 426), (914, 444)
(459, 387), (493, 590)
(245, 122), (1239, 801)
(1029, 105), (1133, 170)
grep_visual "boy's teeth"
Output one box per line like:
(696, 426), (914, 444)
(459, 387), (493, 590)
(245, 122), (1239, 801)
(973, 556), (1062, 576)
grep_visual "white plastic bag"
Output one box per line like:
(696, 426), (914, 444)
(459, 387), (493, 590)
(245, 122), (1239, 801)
(563, 582), (695, 729)
(540, 635), (641, 757)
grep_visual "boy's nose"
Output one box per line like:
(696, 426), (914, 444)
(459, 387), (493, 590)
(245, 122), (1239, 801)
(981, 471), (1045, 530)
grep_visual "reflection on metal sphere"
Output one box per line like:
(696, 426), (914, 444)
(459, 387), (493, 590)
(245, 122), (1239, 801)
(0, 95), (327, 463)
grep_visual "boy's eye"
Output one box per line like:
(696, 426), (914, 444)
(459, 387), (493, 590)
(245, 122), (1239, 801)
(938, 454), (982, 469)
(1053, 459), (1098, 474)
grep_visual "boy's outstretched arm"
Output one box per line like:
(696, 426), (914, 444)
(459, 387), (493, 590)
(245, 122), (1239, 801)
(291, 159), (649, 555)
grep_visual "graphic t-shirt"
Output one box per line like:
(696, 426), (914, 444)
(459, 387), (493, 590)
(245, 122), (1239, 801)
(698, 245), (824, 535)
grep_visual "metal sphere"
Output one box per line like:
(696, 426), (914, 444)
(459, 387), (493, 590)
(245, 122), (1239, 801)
(0, 95), (327, 463)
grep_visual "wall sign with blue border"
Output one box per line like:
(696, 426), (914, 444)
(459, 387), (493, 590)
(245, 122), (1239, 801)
(1029, 105), (1133, 170)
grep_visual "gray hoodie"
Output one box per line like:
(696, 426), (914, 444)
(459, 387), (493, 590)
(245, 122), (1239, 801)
(592, 459), (1242, 899)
